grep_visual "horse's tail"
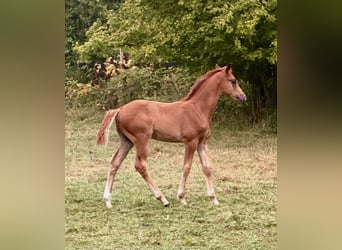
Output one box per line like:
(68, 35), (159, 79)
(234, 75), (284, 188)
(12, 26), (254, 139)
(96, 109), (120, 146)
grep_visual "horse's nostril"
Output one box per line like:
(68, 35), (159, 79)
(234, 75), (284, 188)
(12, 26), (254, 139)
(238, 94), (246, 101)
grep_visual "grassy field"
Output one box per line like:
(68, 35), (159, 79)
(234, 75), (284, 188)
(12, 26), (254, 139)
(65, 108), (277, 249)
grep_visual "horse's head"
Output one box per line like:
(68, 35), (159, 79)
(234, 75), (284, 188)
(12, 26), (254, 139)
(220, 64), (247, 105)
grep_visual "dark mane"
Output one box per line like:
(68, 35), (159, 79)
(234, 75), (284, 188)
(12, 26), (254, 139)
(181, 68), (223, 101)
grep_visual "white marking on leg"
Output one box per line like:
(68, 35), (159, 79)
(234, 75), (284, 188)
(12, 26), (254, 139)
(103, 181), (111, 200)
(102, 140), (133, 209)
(103, 180), (113, 208)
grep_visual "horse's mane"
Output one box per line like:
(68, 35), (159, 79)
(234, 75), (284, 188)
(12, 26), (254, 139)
(181, 68), (223, 101)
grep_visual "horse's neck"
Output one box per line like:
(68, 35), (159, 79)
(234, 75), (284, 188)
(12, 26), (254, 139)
(187, 79), (222, 119)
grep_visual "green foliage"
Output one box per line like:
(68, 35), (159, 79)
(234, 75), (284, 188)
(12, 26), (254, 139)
(66, 0), (277, 129)
(65, 0), (122, 80)
(65, 67), (277, 132)
(65, 67), (196, 110)
(74, 0), (276, 70)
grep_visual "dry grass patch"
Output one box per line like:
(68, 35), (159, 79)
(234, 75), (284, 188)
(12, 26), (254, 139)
(65, 109), (277, 249)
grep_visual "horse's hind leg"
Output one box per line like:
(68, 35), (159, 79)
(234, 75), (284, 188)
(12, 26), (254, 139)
(103, 135), (133, 208)
(134, 141), (170, 206)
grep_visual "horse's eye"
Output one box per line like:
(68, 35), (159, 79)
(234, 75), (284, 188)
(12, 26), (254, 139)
(230, 79), (237, 84)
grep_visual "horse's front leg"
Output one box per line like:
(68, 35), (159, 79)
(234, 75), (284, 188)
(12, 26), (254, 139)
(197, 143), (219, 205)
(177, 140), (197, 205)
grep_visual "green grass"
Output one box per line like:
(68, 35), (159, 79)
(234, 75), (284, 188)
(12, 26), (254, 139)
(65, 108), (277, 249)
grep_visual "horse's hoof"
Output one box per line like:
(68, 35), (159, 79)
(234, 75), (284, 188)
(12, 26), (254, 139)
(213, 199), (219, 206)
(179, 198), (187, 206)
(105, 199), (113, 209)
(163, 202), (170, 207)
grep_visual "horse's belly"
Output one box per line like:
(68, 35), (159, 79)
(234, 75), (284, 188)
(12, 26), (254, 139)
(152, 128), (183, 143)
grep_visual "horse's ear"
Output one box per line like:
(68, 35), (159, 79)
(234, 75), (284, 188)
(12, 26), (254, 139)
(226, 64), (232, 73)
(215, 64), (220, 69)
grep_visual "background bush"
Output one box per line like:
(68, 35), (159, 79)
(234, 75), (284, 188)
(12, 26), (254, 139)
(65, 0), (277, 133)
(65, 66), (276, 133)
(66, 67), (194, 109)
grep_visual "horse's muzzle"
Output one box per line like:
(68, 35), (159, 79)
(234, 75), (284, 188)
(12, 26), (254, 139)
(236, 94), (247, 105)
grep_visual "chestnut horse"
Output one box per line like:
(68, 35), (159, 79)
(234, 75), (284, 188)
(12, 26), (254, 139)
(97, 64), (247, 208)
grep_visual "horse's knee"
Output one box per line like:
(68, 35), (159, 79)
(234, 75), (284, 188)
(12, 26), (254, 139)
(135, 164), (146, 173)
(202, 165), (212, 177)
(108, 164), (119, 175)
(182, 165), (191, 176)
(135, 162), (147, 177)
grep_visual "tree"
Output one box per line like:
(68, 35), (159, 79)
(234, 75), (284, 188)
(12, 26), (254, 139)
(65, 0), (122, 80)
(73, 0), (277, 123)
